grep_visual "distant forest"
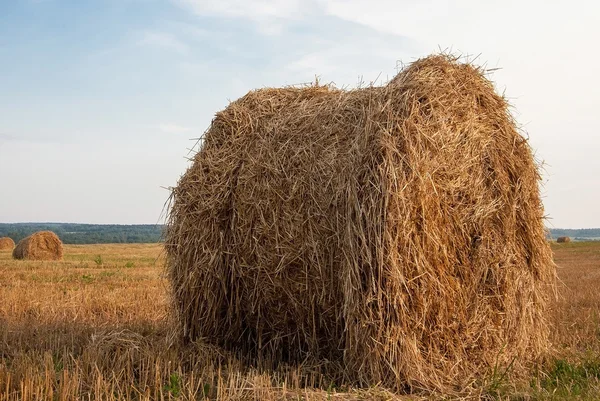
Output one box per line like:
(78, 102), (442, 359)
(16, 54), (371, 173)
(547, 228), (600, 241)
(0, 223), (599, 244)
(0, 223), (163, 244)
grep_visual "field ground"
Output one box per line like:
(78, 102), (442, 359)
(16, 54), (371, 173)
(1, 242), (599, 400)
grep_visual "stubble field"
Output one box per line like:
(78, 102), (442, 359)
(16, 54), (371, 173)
(1, 242), (599, 400)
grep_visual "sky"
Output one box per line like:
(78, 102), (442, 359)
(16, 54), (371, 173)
(0, 0), (598, 228)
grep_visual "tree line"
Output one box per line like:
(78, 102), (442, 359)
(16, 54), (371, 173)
(0, 223), (163, 244)
(548, 228), (600, 241)
(1, 223), (598, 244)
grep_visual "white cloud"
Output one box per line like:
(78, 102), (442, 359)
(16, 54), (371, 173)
(138, 31), (189, 54)
(166, 21), (215, 40)
(159, 123), (193, 134)
(0, 133), (17, 141)
(286, 41), (411, 87)
(175, 0), (311, 35)
(176, 0), (304, 20)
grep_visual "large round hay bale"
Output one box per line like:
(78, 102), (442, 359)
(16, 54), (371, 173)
(165, 55), (556, 392)
(12, 231), (63, 261)
(0, 237), (15, 251)
(556, 236), (571, 243)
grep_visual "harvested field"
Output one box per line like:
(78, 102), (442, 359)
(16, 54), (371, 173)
(0, 242), (598, 400)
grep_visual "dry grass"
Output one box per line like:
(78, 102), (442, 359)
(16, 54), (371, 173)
(0, 242), (599, 400)
(528, 241), (600, 400)
(165, 54), (555, 393)
(550, 242), (600, 355)
(0, 244), (414, 401)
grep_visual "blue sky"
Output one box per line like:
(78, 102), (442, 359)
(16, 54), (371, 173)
(1, 0), (598, 227)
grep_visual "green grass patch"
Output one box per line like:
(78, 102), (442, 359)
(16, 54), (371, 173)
(530, 358), (600, 399)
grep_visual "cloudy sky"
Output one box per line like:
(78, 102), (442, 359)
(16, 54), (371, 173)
(0, 0), (598, 228)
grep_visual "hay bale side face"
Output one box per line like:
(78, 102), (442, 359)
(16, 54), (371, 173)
(12, 231), (63, 261)
(346, 57), (556, 389)
(0, 237), (15, 251)
(557, 236), (571, 243)
(165, 55), (556, 392)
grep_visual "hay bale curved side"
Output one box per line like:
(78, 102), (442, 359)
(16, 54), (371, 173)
(556, 236), (571, 243)
(0, 237), (15, 251)
(12, 231), (64, 261)
(165, 55), (556, 392)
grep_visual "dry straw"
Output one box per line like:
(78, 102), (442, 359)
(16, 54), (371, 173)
(556, 236), (571, 243)
(165, 54), (556, 393)
(12, 231), (63, 261)
(0, 236), (15, 251)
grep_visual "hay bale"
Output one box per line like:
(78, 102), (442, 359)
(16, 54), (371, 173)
(12, 231), (63, 261)
(165, 55), (556, 392)
(0, 237), (15, 251)
(556, 236), (571, 243)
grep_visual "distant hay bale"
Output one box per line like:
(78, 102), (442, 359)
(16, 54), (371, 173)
(12, 231), (63, 261)
(165, 54), (556, 393)
(0, 237), (15, 251)
(557, 236), (571, 243)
